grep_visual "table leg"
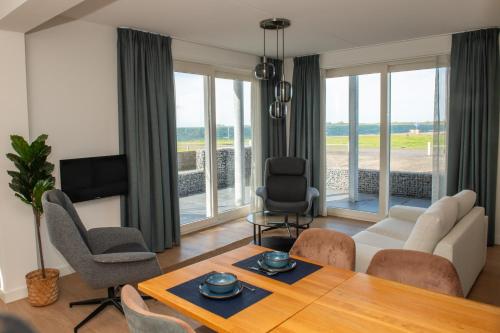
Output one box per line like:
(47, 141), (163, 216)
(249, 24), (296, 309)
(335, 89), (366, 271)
(296, 214), (300, 238)
(257, 225), (262, 245)
(253, 224), (257, 244)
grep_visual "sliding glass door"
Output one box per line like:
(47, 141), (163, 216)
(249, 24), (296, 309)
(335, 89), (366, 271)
(215, 78), (252, 213)
(174, 67), (254, 230)
(174, 72), (211, 225)
(388, 67), (447, 208)
(325, 73), (381, 214)
(325, 58), (449, 219)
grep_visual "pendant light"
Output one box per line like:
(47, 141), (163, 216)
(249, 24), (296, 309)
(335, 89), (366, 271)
(254, 28), (275, 80)
(269, 25), (286, 119)
(275, 26), (292, 103)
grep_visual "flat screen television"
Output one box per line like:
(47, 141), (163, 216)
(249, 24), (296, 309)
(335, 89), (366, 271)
(60, 154), (128, 203)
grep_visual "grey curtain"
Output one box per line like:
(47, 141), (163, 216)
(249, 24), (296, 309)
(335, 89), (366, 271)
(261, 58), (287, 171)
(117, 28), (180, 252)
(289, 55), (321, 216)
(447, 28), (499, 245)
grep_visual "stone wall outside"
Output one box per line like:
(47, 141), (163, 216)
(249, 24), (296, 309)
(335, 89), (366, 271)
(178, 148), (432, 199)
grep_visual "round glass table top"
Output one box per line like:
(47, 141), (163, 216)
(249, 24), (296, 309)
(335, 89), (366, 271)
(246, 211), (313, 227)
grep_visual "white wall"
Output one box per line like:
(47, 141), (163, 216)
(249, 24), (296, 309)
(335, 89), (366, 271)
(0, 19), (258, 303)
(319, 35), (452, 69)
(0, 29), (36, 302)
(26, 20), (122, 284)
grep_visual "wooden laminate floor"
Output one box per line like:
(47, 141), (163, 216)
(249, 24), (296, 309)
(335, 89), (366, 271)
(0, 216), (499, 333)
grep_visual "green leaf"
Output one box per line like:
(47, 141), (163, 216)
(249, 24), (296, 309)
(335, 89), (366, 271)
(15, 192), (31, 206)
(6, 134), (54, 213)
(10, 135), (31, 160)
(32, 179), (55, 213)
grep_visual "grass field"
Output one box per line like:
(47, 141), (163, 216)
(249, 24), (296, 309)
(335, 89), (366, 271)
(176, 133), (440, 152)
(327, 133), (436, 149)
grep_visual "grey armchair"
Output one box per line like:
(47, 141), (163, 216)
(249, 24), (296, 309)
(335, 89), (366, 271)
(42, 190), (162, 333)
(257, 157), (319, 215)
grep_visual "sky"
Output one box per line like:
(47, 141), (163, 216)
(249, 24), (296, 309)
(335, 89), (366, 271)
(175, 72), (251, 128)
(175, 68), (438, 128)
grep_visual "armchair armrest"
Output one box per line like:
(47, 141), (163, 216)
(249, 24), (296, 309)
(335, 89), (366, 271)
(87, 227), (149, 254)
(306, 187), (320, 202)
(388, 205), (426, 223)
(256, 186), (267, 201)
(92, 252), (157, 264)
(304, 187), (320, 214)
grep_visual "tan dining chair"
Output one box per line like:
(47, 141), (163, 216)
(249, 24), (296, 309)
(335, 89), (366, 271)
(289, 228), (356, 270)
(122, 285), (197, 333)
(367, 249), (463, 297)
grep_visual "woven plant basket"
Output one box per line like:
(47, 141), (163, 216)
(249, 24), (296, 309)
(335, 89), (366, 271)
(25, 268), (59, 306)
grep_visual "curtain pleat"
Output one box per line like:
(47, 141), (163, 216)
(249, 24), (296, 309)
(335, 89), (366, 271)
(117, 28), (180, 251)
(261, 58), (287, 175)
(289, 55), (321, 216)
(447, 28), (499, 245)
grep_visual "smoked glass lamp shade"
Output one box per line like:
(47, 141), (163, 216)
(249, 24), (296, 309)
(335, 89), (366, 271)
(254, 59), (275, 80)
(275, 80), (292, 103)
(269, 100), (287, 119)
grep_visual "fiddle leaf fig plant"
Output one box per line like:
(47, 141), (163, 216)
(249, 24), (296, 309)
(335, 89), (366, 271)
(6, 134), (55, 278)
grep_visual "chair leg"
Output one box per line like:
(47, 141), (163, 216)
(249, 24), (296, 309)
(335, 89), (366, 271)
(71, 287), (125, 332)
(74, 300), (111, 333)
(111, 299), (124, 314)
(69, 297), (107, 307)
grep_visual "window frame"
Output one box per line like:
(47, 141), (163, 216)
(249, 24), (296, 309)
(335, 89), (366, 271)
(174, 61), (254, 235)
(323, 55), (449, 221)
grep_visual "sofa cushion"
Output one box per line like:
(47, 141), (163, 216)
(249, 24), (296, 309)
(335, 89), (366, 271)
(353, 230), (405, 250)
(453, 190), (476, 221)
(403, 196), (459, 253)
(367, 217), (415, 241)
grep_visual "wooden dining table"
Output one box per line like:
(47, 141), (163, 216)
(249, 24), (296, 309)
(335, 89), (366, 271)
(139, 244), (500, 333)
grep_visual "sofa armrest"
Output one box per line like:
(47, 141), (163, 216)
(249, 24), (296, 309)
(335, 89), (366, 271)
(388, 205), (426, 222)
(93, 252), (157, 264)
(434, 207), (487, 296)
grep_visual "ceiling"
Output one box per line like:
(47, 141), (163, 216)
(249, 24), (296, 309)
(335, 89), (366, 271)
(64, 0), (500, 57)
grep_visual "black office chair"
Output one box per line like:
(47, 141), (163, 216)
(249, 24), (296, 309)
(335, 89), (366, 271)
(256, 157), (319, 244)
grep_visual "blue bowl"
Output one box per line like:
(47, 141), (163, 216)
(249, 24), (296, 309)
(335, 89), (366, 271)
(263, 251), (290, 268)
(203, 272), (238, 294)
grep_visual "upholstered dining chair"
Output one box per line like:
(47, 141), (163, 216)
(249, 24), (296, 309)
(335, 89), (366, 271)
(122, 285), (196, 333)
(256, 157), (319, 215)
(289, 229), (356, 270)
(42, 190), (162, 333)
(366, 249), (463, 297)
(0, 313), (37, 333)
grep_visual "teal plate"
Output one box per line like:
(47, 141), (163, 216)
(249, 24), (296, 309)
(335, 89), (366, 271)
(257, 258), (296, 273)
(199, 281), (243, 299)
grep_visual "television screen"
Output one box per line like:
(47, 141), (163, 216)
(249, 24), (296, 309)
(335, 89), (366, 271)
(60, 154), (128, 203)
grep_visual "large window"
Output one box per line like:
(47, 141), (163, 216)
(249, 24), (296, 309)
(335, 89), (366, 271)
(175, 72), (210, 225)
(389, 68), (438, 208)
(174, 67), (254, 229)
(215, 78), (252, 213)
(326, 74), (381, 213)
(325, 58), (448, 218)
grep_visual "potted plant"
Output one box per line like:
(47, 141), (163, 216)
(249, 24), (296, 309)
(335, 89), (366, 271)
(6, 134), (58, 306)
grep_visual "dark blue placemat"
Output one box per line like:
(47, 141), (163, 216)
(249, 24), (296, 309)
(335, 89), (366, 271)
(233, 253), (322, 284)
(167, 274), (272, 319)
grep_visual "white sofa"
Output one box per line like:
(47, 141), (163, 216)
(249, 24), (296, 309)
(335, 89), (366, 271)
(353, 190), (488, 295)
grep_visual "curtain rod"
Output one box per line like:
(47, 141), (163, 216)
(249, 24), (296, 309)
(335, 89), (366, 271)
(118, 26), (259, 57)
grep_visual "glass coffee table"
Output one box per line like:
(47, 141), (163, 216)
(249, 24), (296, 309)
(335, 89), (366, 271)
(246, 211), (314, 246)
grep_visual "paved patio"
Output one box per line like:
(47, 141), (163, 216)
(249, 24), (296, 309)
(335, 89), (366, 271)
(326, 192), (431, 213)
(179, 186), (251, 225)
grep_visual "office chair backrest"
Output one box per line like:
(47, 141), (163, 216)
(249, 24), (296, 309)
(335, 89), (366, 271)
(265, 157), (308, 202)
(122, 285), (196, 333)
